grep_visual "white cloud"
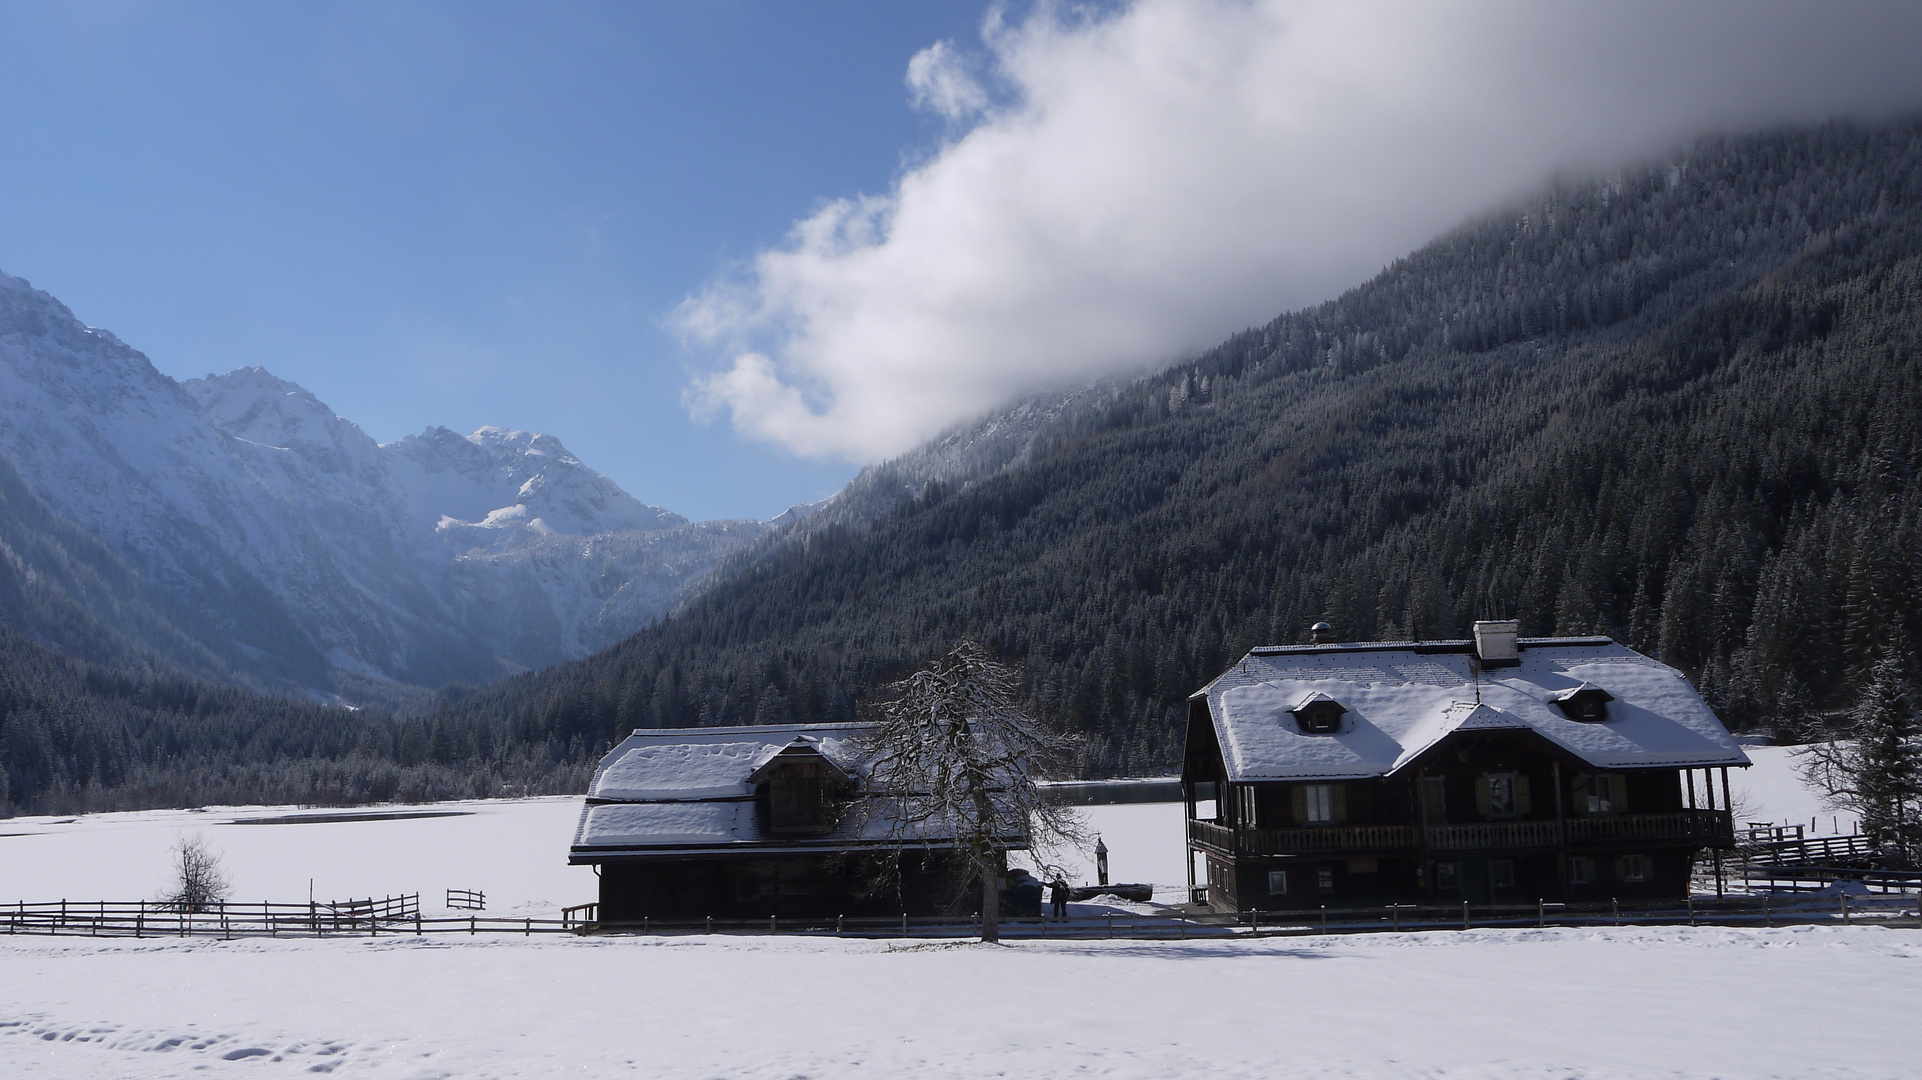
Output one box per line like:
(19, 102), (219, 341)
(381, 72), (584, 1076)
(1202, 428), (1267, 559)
(680, 0), (1922, 462)
(905, 40), (989, 122)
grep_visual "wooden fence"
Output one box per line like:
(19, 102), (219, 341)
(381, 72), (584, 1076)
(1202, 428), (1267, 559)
(8, 890), (1914, 941)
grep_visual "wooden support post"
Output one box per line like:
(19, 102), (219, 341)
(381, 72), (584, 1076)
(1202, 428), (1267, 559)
(1463, 901), (1470, 931)
(1321, 905), (1328, 935)
(1686, 770), (1697, 809)
(836, 915), (843, 938)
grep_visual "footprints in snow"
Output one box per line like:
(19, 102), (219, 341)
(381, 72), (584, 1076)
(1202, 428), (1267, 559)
(1, 1014), (353, 1070)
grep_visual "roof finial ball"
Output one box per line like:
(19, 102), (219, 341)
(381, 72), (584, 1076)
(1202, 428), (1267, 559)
(1310, 621), (1336, 645)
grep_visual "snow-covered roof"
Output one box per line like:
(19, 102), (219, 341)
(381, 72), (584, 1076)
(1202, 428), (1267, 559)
(587, 723), (870, 801)
(1194, 638), (1749, 781)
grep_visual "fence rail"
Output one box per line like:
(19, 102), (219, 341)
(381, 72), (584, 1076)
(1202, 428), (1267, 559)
(8, 890), (1914, 941)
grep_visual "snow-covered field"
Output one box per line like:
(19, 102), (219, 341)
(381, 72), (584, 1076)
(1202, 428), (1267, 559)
(3, 746), (1915, 1079)
(3, 926), (1918, 1079)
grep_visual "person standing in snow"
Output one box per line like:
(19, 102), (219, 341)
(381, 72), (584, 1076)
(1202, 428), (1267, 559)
(1049, 876), (1069, 919)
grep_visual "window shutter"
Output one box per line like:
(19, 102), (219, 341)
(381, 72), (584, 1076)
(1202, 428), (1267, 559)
(1515, 775), (1532, 815)
(1332, 784), (1348, 823)
(1474, 777), (1492, 818)
(1610, 774), (1629, 813)
(1291, 785), (1307, 825)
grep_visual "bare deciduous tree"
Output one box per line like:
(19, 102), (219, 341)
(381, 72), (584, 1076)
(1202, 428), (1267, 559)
(1799, 644), (1922, 866)
(852, 640), (1087, 941)
(162, 833), (230, 913)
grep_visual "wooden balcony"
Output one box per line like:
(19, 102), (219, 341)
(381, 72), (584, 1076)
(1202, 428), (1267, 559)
(1188, 819), (1418, 856)
(1189, 809), (1735, 859)
(1426, 819), (1562, 851)
(1565, 809), (1733, 847)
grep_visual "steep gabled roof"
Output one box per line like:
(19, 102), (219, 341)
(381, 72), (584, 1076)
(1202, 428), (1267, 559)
(1192, 638), (1748, 782)
(586, 723), (871, 801)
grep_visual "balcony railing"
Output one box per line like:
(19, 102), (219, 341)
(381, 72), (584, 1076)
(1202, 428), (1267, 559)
(1565, 809), (1733, 847)
(1426, 819), (1562, 851)
(1188, 809), (1735, 858)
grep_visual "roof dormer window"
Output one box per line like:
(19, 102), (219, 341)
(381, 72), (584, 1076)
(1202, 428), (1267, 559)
(1291, 692), (1345, 735)
(1551, 683), (1615, 723)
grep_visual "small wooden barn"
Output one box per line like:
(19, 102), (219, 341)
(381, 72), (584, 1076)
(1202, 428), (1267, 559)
(1183, 622), (1749, 911)
(570, 722), (1017, 922)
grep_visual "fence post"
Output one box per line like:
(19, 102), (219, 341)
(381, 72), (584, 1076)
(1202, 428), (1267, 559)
(1251, 910), (1259, 935)
(708, 916), (715, 936)
(1538, 899), (1545, 928)
(770, 915), (777, 936)
(1841, 892), (1850, 924)
(1763, 893), (1771, 927)
(525, 918), (531, 937)
(1106, 912), (1114, 939)
(1612, 897), (1619, 926)
(469, 916), (476, 936)
(902, 912), (908, 937)
(1462, 902), (1470, 931)
(643, 916), (649, 935)
(836, 915), (843, 938)
(415, 911), (422, 936)
(1321, 905), (1328, 934)
(1687, 895), (1695, 927)
(1179, 913), (1185, 937)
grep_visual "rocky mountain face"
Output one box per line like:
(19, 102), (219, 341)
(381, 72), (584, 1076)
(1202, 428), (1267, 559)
(0, 272), (763, 701)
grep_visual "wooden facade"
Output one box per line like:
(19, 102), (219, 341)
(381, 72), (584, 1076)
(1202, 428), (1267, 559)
(1182, 629), (1747, 911)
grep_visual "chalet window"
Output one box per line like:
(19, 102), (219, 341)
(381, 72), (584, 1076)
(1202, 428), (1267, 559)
(1290, 695), (1345, 734)
(1435, 861), (1460, 890)
(1316, 866), (1335, 892)
(1489, 859), (1515, 889)
(1420, 776), (1447, 823)
(1580, 773), (1627, 815)
(1617, 854), (1650, 883)
(1298, 783), (1341, 824)
(1267, 870), (1289, 895)
(1235, 785), (1259, 827)
(1551, 684), (1615, 723)
(1567, 856), (1594, 885)
(1476, 773), (1530, 819)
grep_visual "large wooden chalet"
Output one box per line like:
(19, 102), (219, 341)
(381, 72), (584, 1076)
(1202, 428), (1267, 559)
(570, 722), (1020, 923)
(1183, 622), (1749, 911)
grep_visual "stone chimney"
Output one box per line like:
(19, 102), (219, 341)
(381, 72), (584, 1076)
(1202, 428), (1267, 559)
(1473, 620), (1520, 667)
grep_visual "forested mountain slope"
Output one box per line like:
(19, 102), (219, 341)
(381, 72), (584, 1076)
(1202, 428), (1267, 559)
(0, 623), (593, 815)
(442, 121), (1922, 776)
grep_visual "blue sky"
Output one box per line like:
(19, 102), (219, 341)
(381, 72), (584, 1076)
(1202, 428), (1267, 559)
(0, 1), (988, 520)
(5, 1), (1921, 522)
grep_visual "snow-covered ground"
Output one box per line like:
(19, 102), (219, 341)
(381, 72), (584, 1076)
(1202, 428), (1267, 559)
(3, 926), (1918, 1079)
(4, 745), (1914, 1079)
